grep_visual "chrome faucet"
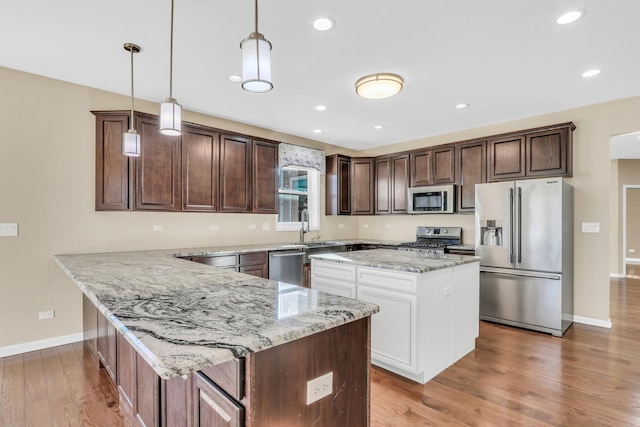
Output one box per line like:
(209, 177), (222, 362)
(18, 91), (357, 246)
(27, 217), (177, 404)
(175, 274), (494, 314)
(300, 208), (309, 243)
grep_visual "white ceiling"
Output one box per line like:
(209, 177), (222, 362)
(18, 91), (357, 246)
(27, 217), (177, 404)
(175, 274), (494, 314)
(2, 1), (640, 151)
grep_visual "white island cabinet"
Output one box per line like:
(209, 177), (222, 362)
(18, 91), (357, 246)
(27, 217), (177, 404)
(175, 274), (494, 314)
(311, 250), (479, 384)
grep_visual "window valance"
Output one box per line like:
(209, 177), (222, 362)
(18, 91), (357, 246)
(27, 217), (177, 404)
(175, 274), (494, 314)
(278, 143), (326, 175)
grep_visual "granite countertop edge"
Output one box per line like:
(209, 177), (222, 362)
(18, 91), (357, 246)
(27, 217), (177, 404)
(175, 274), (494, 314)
(309, 249), (481, 273)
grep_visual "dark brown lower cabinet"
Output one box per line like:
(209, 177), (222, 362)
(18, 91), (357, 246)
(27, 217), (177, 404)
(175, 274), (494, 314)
(303, 262), (312, 288)
(118, 333), (160, 427)
(96, 306), (117, 385)
(194, 373), (243, 427)
(86, 300), (370, 426)
(188, 252), (268, 279)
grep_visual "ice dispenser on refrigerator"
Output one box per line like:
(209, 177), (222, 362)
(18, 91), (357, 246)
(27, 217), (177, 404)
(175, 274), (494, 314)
(479, 220), (503, 247)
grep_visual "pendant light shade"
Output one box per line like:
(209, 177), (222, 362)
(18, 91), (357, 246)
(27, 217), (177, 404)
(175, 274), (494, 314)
(160, 98), (182, 136)
(160, 0), (182, 135)
(123, 43), (141, 157)
(241, 0), (273, 93)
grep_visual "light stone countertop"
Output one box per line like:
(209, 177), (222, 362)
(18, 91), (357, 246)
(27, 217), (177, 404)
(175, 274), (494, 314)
(54, 246), (380, 379)
(309, 249), (481, 273)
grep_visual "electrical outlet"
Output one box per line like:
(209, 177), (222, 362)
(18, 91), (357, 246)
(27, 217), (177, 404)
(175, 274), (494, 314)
(338, 224), (344, 228)
(0, 223), (18, 237)
(153, 225), (164, 231)
(249, 224), (257, 230)
(629, 249), (636, 253)
(306, 372), (333, 405)
(262, 222), (270, 231)
(363, 224), (369, 229)
(39, 310), (55, 320)
(210, 224), (219, 230)
(581, 222), (600, 233)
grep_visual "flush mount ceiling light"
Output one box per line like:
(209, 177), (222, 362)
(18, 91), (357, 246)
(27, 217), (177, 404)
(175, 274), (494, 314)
(313, 17), (335, 31)
(123, 43), (141, 157)
(228, 75), (242, 83)
(355, 73), (403, 99)
(454, 103), (469, 109)
(160, 0), (182, 136)
(556, 10), (585, 25)
(373, 125), (385, 130)
(313, 129), (323, 134)
(315, 105), (327, 111)
(582, 69), (601, 77)
(240, 0), (273, 93)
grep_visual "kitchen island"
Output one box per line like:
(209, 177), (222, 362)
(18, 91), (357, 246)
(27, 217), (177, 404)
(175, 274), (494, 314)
(310, 249), (480, 384)
(55, 248), (379, 427)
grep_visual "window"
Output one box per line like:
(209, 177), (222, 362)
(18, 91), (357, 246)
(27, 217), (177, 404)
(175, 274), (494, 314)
(276, 166), (320, 231)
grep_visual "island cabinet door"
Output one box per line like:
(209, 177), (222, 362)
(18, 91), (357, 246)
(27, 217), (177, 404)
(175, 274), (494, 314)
(357, 284), (418, 374)
(193, 373), (243, 427)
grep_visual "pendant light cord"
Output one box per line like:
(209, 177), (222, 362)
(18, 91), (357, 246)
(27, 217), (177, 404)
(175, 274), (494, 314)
(254, 0), (258, 33)
(169, 0), (175, 99)
(130, 47), (135, 127)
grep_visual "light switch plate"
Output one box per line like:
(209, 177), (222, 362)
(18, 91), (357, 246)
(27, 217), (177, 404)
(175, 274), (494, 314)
(0, 223), (18, 237)
(581, 222), (600, 233)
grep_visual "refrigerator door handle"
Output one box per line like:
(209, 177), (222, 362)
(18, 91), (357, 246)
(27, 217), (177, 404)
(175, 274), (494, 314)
(509, 188), (515, 263)
(517, 186), (522, 263)
(480, 267), (561, 280)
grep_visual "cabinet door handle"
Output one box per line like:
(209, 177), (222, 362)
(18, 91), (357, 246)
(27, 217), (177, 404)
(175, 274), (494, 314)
(270, 252), (304, 258)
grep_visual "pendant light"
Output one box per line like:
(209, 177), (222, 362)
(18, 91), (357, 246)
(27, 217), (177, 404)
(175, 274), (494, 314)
(240, 0), (273, 93)
(160, 0), (182, 135)
(123, 43), (141, 157)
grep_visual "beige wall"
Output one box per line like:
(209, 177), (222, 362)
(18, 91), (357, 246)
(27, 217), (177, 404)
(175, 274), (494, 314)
(611, 160), (640, 271)
(2, 66), (639, 350)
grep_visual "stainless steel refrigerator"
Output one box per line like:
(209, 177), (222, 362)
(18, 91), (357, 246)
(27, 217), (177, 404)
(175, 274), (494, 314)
(474, 177), (573, 337)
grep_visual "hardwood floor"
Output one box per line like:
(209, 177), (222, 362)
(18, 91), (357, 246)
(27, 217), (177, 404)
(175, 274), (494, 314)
(371, 274), (640, 426)
(1, 275), (639, 426)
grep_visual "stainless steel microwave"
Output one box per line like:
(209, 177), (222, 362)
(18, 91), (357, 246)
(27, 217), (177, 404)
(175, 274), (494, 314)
(407, 185), (455, 214)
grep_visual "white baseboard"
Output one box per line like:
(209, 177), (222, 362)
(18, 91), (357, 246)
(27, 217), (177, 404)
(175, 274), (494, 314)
(0, 332), (84, 358)
(610, 273), (625, 278)
(573, 316), (612, 329)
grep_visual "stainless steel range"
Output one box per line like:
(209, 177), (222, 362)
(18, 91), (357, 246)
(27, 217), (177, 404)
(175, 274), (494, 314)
(398, 226), (463, 255)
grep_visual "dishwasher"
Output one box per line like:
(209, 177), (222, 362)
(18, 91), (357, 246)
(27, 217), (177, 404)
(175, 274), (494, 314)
(269, 250), (304, 286)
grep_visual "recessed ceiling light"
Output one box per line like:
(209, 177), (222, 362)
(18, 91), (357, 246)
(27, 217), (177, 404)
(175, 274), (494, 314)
(582, 69), (601, 78)
(313, 17), (335, 31)
(374, 125), (385, 130)
(454, 103), (469, 109)
(228, 75), (242, 83)
(313, 129), (323, 134)
(315, 105), (327, 111)
(556, 10), (585, 25)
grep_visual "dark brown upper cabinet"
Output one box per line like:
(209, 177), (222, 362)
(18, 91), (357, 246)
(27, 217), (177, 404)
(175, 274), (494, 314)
(252, 140), (278, 214)
(182, 125), (219, 212)
(456, 140), (487, 212)
(488, 122), (574, 182)
(351, 157), (375, 215)
(410, 149), (432, 187)
(94, 110), (280, 214)
(94, 112), (132, 211)
(375, 157), (391, 215)
(432, 146), (456, 184)
(487, 135), (525, 181)
(525, 125), (573, 177)
(135, 114), (182, 211)
(376, 154), (410, 214)
(325, 154), (351, 215)
(219, 135), (252, 213)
